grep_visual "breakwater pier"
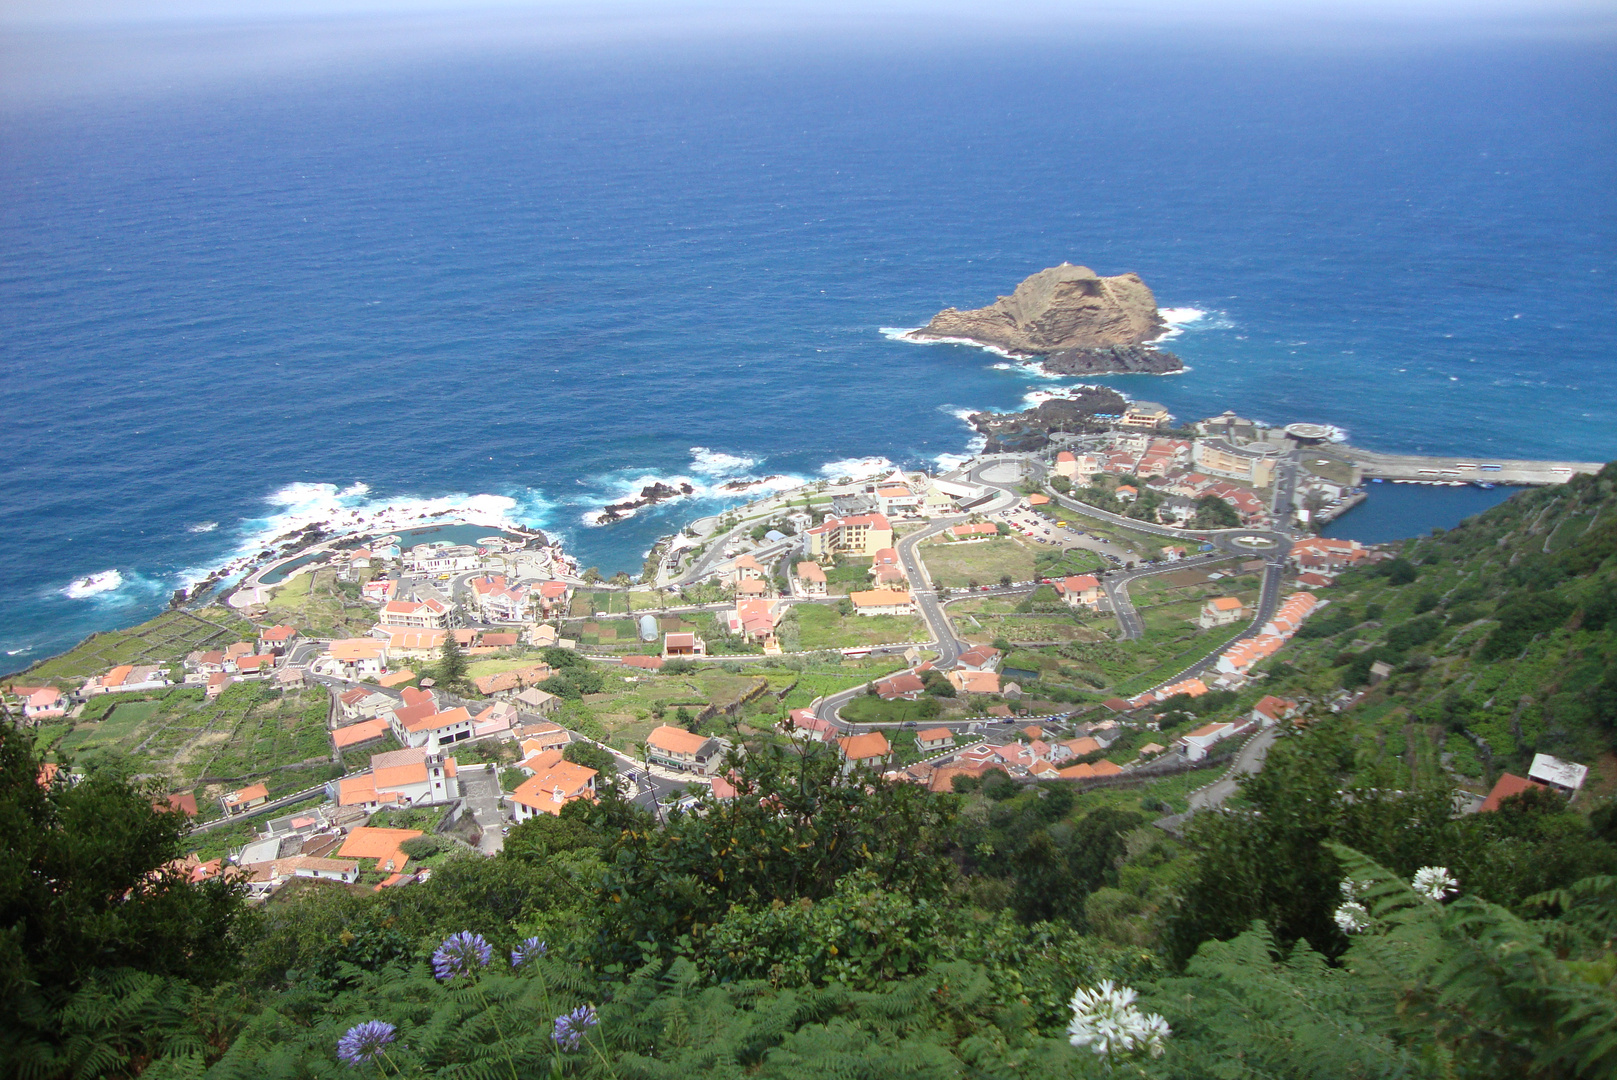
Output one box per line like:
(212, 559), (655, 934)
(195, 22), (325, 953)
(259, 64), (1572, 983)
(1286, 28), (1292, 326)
(1338, 447), (1604, 487)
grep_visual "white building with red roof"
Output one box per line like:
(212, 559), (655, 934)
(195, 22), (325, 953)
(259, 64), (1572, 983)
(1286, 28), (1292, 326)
(380, 598), (449, 629)
(509, 750), (597, 819)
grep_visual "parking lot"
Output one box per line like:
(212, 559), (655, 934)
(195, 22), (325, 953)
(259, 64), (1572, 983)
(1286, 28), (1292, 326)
(993, 508), (1135, 564)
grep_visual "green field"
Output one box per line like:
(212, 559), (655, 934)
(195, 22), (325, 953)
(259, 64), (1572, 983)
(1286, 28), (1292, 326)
(918, 538), (1035, 588)
(14, 606), (258, 686)
(1032, 547), (1111, 578)
(41, 681), (338, 820)
(953, 614), (1109, 645)
(793, 604), (926, 650)
(264, 569), (379, 638)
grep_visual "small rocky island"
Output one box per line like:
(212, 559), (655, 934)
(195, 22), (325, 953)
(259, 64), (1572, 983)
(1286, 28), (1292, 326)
(969, 385), (1130, 453)
(905, 262), (1184, 375)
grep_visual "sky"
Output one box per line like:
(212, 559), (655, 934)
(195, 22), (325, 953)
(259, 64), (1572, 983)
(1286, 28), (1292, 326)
(4, 0), (1614, 32)
(2, 0), (1611, 107)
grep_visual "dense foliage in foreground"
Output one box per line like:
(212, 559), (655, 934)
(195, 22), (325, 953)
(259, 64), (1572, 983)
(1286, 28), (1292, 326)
(6, 464), (1617, 1078)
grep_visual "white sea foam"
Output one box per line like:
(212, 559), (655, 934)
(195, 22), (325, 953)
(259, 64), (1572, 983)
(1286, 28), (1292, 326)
(1152, 306), (1221, 341)
(880, 326), (1029, 360)
(689, 447), (759, 475)
(818, 456), (895, 481)
(7, 646), (34, 656)
(1160, 307), (1206, 325)
(176, 482), (557, 590)
(187, 521), (218, 533)
(576, 459), (814, 527)
(990, 358), (1065, 379)
(63, 570), (123, 599)
(934, 434), (987, 473)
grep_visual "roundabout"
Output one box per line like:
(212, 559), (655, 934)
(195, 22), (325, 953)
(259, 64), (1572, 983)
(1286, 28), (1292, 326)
(1231, 533), (1280, 550)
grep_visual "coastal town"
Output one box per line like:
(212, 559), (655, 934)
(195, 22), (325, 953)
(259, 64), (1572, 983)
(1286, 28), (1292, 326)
(4, 402), (1601, 899)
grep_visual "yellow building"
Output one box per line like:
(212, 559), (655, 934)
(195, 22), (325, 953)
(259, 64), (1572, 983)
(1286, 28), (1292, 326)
(804, 513), (893, 558)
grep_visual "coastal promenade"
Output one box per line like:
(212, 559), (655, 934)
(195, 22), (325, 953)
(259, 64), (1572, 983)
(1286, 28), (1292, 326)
(1339, 447), (1602, 486)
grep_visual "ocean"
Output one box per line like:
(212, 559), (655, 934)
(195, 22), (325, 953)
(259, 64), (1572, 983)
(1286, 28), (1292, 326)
(2, 26), (1613, 673)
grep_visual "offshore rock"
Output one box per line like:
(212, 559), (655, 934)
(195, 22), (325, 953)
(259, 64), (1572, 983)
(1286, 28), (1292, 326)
(907, 263), (1172, 359)
(1042, 344), (1184, 376)
(969, 386), (1129, 453)
(598, 481), (696, 524)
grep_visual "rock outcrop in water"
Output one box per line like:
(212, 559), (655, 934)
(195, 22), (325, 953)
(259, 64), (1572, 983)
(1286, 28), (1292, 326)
(969, 385), (1130, 453)
(906, 263), (1182, 373)
(597, 481), (695, 524)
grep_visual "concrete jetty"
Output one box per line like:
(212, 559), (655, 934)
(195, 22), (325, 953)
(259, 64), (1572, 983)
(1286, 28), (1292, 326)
(1339, 447), (1604, 487)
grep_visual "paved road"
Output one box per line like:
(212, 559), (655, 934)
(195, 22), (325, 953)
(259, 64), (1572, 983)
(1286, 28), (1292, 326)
(1099, 553), (1234, 641)
(894, 517), (971, 669)
(1187, 726), (1281, 810)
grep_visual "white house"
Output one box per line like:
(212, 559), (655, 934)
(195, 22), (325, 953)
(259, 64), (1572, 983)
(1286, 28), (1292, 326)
(389, 703), (475, 752)
(405, 544), (484, 574)
(1180, 722), (1237, 762)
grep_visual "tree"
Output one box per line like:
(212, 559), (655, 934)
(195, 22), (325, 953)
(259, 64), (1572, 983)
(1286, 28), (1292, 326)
(1192, 495), (1241, 530)
(609, 571), (631, 587)
(437, 630), (468, 688)
(0, 729), (246, 1072)
(583, 567), (602, 584)
(675, 706), (696, 731)
(592, 746), (958, 966)
(1050, 475), (1072, 494)
(563, 741), (616, 780)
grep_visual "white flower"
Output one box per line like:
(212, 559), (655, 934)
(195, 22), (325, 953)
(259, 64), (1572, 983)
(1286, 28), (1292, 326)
(1333, 901), (1370, 933)
(1412, 866), (1458, 901)
(1339, 878), (1365, 900)
(1068, 980), (1171, 1058)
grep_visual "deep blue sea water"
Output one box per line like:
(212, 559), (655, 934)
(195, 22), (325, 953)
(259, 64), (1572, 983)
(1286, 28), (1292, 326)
(2, 28), (1614, 673)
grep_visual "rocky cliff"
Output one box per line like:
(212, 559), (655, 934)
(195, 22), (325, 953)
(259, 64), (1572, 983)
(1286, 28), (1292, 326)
(906, 264), (1180, 371)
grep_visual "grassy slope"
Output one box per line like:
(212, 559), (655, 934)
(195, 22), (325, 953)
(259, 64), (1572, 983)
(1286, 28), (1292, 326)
(1254, 464), (1617, 797)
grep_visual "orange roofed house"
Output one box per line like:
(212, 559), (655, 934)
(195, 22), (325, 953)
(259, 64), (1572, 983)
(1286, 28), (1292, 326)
(848, 589), (914, 617)
(509, 750), (598, 820)
(947, 669), (1002, 695)
(664, 631), (707, 658)
(1059, 575), (1102, 610)
(795, 561), (827, 596)
(1289, 536), (1369, 577)
(1198, 596), (1245, 629)
(837, 731), (892, 772)
(337, 826), (423, 874)
(221, 782), (269, 816)
(389, 703), (475, 752)
(645, 724), (728, 776)
(325, 638), (387, 678)
(336, 747), (460, 811)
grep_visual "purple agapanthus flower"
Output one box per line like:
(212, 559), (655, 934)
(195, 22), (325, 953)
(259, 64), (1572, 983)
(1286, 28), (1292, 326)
(336, 1020), (397, 1065)
(431, 931), (492, 981)
(552, 1004), (599, 1051)
(510, 937), (548, 968)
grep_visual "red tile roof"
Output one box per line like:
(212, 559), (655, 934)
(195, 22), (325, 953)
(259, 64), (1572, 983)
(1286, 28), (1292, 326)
(1479, 773), (1546, 813)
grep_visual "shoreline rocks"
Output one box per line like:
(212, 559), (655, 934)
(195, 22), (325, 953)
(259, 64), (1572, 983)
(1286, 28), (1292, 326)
(968, 385), (1130, 453)
(906, 263), (1184, 375)
(597, 481), (696, 524)
(1041, 344), (1184, 376)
